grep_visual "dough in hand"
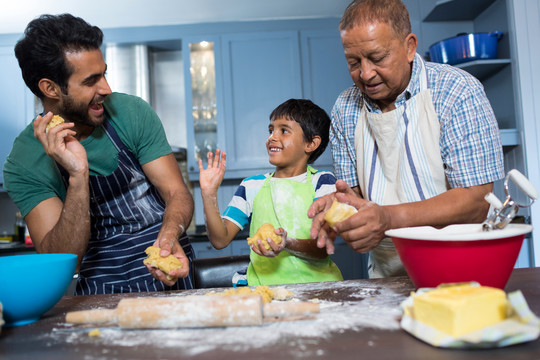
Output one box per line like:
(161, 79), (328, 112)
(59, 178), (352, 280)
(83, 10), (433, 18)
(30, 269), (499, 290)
(143, 246), (182, 280)
(247, 223), (282, 250)
(324, 199), (358, 227)
(45, 115), (65, 133)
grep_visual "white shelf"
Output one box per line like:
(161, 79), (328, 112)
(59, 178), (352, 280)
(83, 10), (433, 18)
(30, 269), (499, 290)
(500, 129), (519, 147)
(455, 59), (511, 81)
(424, 0), (496, 22)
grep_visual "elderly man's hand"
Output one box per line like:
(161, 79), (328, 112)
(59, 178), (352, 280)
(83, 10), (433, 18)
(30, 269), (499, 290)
(331, 193), (392, 253)
(309, 180), (392, 253)
(308, 180), (357, 254)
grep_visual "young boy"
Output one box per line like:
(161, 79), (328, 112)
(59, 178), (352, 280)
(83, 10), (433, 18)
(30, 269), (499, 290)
(198, 99), (343, 285)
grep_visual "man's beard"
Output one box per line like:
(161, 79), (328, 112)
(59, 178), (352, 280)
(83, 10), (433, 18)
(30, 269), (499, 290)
(61, 93), (105, 127)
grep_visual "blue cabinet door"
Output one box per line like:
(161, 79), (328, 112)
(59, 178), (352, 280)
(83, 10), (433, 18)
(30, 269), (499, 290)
(221, 31), (302, 176)
(300, 29), (353, 170)
(0, 46), (33, 186)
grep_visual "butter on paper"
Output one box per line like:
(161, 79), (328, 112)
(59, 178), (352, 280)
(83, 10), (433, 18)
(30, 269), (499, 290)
(400, 285), (540, 348)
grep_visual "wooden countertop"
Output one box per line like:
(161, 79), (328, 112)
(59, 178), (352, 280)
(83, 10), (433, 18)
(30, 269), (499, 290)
(1, 268), (539, 359)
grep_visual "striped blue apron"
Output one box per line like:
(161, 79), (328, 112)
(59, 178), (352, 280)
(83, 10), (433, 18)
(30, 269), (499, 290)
(354, 55), (449, 278)
(58, 120), (194, 295)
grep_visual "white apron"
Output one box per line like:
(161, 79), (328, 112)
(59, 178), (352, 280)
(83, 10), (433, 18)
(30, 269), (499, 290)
(354, 56), (449, 278)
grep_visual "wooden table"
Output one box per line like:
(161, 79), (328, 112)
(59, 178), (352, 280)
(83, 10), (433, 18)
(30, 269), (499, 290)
(1, 268), (539, 360)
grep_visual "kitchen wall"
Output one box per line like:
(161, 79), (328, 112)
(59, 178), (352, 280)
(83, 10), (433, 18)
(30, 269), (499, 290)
(0, 0), (352, 34)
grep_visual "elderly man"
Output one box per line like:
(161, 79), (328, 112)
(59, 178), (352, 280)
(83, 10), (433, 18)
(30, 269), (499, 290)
(309, 0), (504, 278)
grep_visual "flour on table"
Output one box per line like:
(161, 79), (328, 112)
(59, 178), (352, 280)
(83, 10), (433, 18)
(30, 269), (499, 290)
(45, 279), (408, 357)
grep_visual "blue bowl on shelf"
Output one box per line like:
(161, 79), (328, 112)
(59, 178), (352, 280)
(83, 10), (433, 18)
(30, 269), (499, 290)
(429, 31), (504, 65)
(0, 253), (77, 327)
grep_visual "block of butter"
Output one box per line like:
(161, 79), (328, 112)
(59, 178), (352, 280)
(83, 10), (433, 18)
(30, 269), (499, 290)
(413, 284), (507, 337)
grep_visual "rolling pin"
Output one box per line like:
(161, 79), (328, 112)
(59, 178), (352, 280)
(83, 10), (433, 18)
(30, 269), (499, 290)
(65, 294), (319, 329)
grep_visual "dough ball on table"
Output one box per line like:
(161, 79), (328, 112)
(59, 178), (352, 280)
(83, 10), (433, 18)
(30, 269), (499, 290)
(247, 223), (282, 250)
(272, 286), (293, 301)
(324, 199), (358, 227)
(213, 285), (276, 303)
(45, 115), (65, 133)
(208, 285), (294, 303)
(143, 246), (182, 280)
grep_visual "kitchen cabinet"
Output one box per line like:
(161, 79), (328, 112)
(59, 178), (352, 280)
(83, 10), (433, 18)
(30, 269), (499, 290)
(186, 26), (350, 180)
(186, 22), (352, 230)
(420, 0), (533, 266)
(331, 237), (369, 280)
(191, 240), (233, 258)
(183, 36), (222, 173)
(423, 0), (497, 21)
(190, 238), (251, 260)
(0, 45), (34, 186)
(218, 31), (302, 176)
(0, 40), (36, 235)
(300, 29), (353, 168)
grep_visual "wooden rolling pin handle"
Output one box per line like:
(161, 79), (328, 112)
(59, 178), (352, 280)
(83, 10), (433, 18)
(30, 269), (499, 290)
(65, 309), (117, 324)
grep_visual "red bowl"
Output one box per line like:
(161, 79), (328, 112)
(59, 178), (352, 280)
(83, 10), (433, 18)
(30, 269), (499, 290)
(385, 224), (533, 289)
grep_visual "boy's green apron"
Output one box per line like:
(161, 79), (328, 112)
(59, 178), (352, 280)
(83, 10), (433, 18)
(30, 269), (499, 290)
(247, 166), (343, 285)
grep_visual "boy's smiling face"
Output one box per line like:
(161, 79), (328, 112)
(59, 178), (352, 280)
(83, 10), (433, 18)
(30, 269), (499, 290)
(267, 117), (314, 177)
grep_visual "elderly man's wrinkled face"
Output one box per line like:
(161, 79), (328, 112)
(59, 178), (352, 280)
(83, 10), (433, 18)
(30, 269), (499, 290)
(341, 21), (417, 112)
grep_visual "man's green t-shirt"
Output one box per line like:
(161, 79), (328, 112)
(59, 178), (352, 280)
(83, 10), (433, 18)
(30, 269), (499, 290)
(3, 92), (172, 217)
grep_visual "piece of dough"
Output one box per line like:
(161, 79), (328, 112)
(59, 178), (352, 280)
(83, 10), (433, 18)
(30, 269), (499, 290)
(272, 286), (294, 301)
(324, 199), (358, 227)
(45, 115), (65, 133)
(208, 285), (293, 303)
(143, 246), (182, 280)
(247, 223), (282, 250)
(88, 328), (101, 337)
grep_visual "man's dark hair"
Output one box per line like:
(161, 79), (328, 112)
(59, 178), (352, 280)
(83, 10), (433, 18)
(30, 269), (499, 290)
(14, 14), (103, 98)
(269, 99), (331, 164)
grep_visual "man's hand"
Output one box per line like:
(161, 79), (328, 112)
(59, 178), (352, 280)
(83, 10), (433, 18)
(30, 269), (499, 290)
(146, 236), (190, 286)
(33, 112), (88, 176)
(331, 194), (391, 253)
(308, 180), (358, 254)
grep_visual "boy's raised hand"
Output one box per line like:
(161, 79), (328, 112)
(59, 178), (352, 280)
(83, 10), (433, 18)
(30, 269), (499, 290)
(198, 149), (227, 194)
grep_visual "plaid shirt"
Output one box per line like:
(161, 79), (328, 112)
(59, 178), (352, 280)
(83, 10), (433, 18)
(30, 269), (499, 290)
(330, 53), (504, 189)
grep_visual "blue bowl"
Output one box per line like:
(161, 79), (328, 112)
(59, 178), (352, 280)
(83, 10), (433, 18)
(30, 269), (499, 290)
(0, 253), (77, 326)
(429, 32), (504, 65)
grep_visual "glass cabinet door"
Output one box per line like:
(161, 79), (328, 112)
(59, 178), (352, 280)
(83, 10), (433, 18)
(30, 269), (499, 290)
(188, 40), (218, 172)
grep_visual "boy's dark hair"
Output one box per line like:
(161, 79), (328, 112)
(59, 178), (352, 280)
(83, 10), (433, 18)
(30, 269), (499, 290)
(269, 99), (331, 164)
(14, 13), (103, 99)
